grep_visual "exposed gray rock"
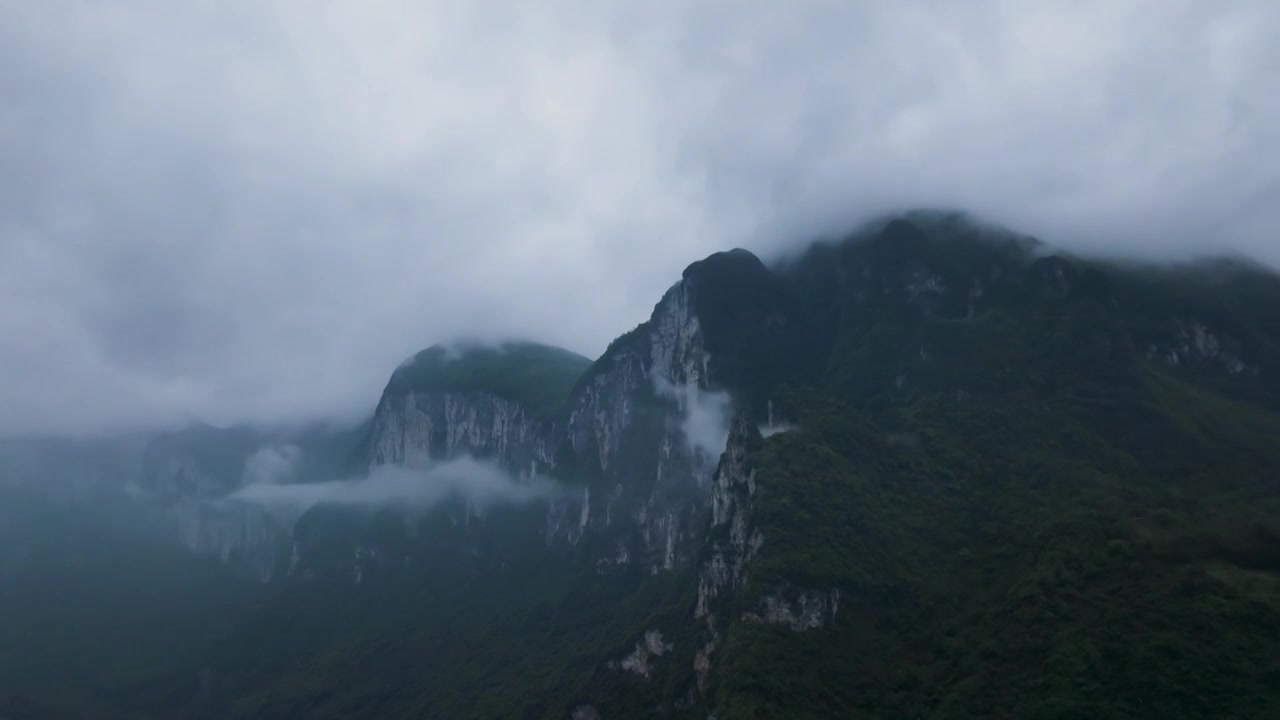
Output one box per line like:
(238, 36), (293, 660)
(369, 391), (553, 475)
(566, 350), (648, 474)
(698, 416), (761, 618)
(353, 275), (724, 581)
(693, 415), (764, 690)
(1146, 319), (1258, 376)
(649, 280), (708, 387)
(743, 587), (841, 632)
(906, 268), (946, 298)
(614, 629), (674, 678)
(169, 500), (284, 581)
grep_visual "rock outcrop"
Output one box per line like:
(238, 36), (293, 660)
(368, 391), (555, 476)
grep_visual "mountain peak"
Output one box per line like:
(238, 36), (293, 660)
(385, 340), (591, 418)
(680, 248), (771, 292)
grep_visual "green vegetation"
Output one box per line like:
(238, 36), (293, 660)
(707, 215), (1280, 718)
(384, 341), (592, 418)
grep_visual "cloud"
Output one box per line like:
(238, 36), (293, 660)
(242, 445), (302, 486)
(758, 400), (795, 438)
(760, 423), (795, 439)
(1, 1), (1277, 435)
(227, 456), (563, 518)
(656, 379), (732, 464)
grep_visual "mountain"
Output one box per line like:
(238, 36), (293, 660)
(4, 212), (1280, 719)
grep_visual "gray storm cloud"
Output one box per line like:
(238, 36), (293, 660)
(228, 456), (564, 517)
(1, 1), (1277, 435)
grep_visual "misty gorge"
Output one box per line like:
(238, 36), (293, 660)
(3, 2), (1280, 719)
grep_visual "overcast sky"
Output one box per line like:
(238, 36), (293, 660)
(2, 1), (1277, 436)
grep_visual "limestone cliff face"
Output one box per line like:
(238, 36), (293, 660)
(565, 278), (708, 475)
(171, 501), (283, 581)
(697, 415), (763, 616)
(175, 234), (918, 590)
(554, 275), (717, 568)
(649, 280), (709, 387)
(355, 272), (722, 574)
(342, 247), (811, 594)
(368, 390), (555, 478)
(565, 339), (648, 475)
(136, 429), (288, 580)
(693, 414), (765, 690)
(364, 340), (588, 470)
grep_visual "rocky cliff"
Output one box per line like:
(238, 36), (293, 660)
(339, 248), (808, 581)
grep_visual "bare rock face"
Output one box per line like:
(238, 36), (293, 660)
(1145, 319), (1258, 376)
(349, 241), (811, 590)
(560, 276), (721, 567)
(171, 501), (283, 581)
(743, 587), (842, 632)
(566, 276), (710, 476)
(368, 391), (555, 477)
(693, 414), (766, 691)
(358, 274), (724, 574)
(613, 629), (675, 678)
(697, 415), (763, 619)
(650, 280), (709, 387)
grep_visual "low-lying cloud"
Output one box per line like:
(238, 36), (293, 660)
(228, 456), (564, 518)
(242, 445), (302, 486)
(656, 379), (732, 464)
(759, 422), (795, 439)
(758, 400), (795, 438)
